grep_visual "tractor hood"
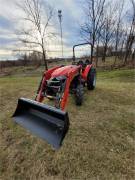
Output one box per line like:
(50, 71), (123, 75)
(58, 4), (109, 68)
(51, 65), (79, 78)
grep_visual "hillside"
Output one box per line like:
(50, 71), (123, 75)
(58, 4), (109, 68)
(0, 68), (135, 180)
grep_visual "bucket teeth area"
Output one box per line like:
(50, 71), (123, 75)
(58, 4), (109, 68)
(12, 98), (69, 149)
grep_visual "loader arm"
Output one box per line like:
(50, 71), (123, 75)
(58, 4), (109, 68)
(81, 64), (93, 81)
(60, 67), (81, 110)
(36, 66), (61, 102)
(12, 65), (69, 149)
(36, 65), (80, 111)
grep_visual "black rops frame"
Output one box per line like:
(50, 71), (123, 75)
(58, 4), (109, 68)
(72, 43), (92, 63)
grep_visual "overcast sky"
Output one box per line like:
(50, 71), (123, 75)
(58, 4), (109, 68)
(0, 0), (132, 60)
(0, 0), (84, 60)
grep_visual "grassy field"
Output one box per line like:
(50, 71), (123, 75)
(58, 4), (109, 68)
(0, 68), (135, 180)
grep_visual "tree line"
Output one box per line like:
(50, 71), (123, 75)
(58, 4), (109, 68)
(8, 0), (135, 69)
(80, 0), (135, 66)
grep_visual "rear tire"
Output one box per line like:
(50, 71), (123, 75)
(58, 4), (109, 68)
(87, 68), (96, 90)
(75, 84), (84, 105)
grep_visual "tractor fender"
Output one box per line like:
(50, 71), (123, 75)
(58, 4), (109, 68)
(82, 64), (93, 81)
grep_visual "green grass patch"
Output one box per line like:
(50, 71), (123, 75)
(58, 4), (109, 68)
(0, 69), (135, 180)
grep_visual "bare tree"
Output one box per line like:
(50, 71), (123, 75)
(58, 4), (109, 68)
(16, 0), (54, 70)
(118, 26), (129, 60)
(113, 0), (125, 65)
(100, 1), (117, 62)
(124, 0), (135, 64)
(80, 0), (105, 61)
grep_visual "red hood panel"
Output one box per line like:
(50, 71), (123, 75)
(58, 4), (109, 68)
(51, 65), (79, 77)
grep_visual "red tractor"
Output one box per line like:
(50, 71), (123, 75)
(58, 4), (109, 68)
(13, 43), (96, 149)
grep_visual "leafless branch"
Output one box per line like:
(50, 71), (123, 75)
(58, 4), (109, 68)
(80, 0), (106, 59)
(15, 0), (54, 70)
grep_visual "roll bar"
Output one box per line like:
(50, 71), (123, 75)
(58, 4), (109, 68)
(72, 43), (92, 63)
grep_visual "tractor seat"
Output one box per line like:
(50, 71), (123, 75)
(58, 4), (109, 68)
(77, 60), (84, 66)
(77, 60), (90, 70)
(85, 59), (90, 65)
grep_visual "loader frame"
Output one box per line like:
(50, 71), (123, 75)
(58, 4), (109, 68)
(12, 43), (95, 149)
(35, 43), (93, 111)
(35, 66), (81, 110)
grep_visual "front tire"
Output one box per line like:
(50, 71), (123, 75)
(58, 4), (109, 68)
(75, 84), (84, 105)
(87, 68), (96, 90)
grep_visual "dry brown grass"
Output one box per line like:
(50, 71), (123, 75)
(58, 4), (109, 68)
(0, 68), (135, 180)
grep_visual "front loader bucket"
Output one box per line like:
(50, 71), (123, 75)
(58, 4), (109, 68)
(12, 98), (69, 149)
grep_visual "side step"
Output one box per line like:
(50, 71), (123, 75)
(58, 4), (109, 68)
(12, 98), (69, 149)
